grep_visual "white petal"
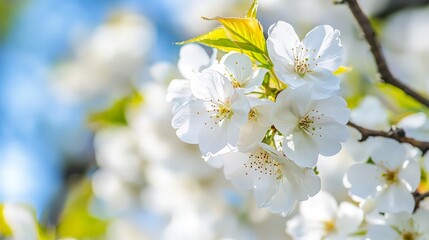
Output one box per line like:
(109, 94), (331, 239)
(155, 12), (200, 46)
(304, 67), (340, 98)
(366, 225), (399, 240)
(246, 68), (268, 92)
(178, 43), (211, 79)
(300, 191), (337, 221)
(309, 95), (350, 124)
(283, 131), (319, 168)
(230, 91), (250, 127)
(227, 159), (254, 190)
(346, 164), (382, 198)
(282, 160), (321, 201)
(166, 79), (192, 114)
(302, 25), (343, 71)
(336, 202), (364, 234)
(238, 120), (268, 146)
(313, 120), (349, 157)
(413, 209), (429, 234)
(172, 100), (206, 144)
(376, 183), (415, 213)
(267, 21), (300, 68)
(221, 52), (253, 84)
(253, 180), (278, 208)
(190, 69), (233, 102)
(198, 121), (238, 155)
(371, 138), (406, 170)
(398, 159), (420, 191)
(264, 179), (296, 216)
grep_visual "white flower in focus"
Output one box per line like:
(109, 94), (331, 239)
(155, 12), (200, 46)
(238, 98), (273, 146)
(272, 85), (350, 167)
(345, 138), (420, 213)
(172, 69), (250, 155)
(222, 143), (321, 216)
(218, 52), (268, 93)
(267, 21), (343, 98)
(366, 209), (429, 240)
(167, 44), (217, 114)
(287, 191), (364, 240)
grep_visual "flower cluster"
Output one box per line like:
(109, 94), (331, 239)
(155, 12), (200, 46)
(168, 21), (350, 216)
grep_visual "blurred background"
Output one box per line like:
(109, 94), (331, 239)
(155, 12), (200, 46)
(1, 0), (429, 239)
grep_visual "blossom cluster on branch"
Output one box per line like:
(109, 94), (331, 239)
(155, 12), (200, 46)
(165, 0), (429, 239)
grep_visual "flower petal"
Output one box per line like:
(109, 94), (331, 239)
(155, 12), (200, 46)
(376, 183), (415, 213)
(178, 43), (212, 79)
(302, 25), (343, 71)
(221, 52), (253, 84)
(283, 131), (319, 168)
(345, 163), (382, 198)
(371, 138), (406, 170)
(172, 100), (206, 144)
(398, 159), (421, 191)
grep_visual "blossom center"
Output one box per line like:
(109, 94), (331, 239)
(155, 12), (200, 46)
(382, 169), (398, 184)
(244, 150), (282, 179)
(216, 104), (233, 120)
(402, 232), (417, 240)
(323, 220), (336, 234)
(248, 109), (258, 121)
(294, 61), (309, 77)
(299, 115), (315, 134)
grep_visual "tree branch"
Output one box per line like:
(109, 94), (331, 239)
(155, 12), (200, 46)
(336, 0), (429, 108)
(414, 190), (429, 212)
(347, 121), (429, 154)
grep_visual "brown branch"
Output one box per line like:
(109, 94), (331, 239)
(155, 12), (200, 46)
(414, 191), (429, 212)
(347, 121), (429, 154)
(336, 0), (429, 108)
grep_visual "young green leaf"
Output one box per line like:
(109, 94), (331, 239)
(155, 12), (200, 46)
(246, 0), (258, 19)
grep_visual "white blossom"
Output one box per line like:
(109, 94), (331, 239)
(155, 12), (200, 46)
(167, 44), (217, 114)
(287, 191), (364, 240)
(267, 21), (343, 98)
(218, 52), (267, 93)
(366, 210), (429, 240)
(222, 143), (321, 216)
(172, 69), (250, 155)
(272, 85), (350, 167)
(345, 138), (420, 213)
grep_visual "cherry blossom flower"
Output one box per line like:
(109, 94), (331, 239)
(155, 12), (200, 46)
(217, 52), (267, 93)
(222, 143), (321, 216)
(172, 69), (250, 155)
(287, 191), (364, 240)
(167, 44), (217, 113)
(345, 138), (420, 213)
(272, 85), (350, 168)
(366, 210), (429, 240)
(267, 21), (343, 98)
(238, 98), (273, 146)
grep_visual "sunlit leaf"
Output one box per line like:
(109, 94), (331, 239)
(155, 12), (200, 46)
(333, 65), (352, 75)
(245, 0), (258, 19)
(178, 17), (271, 68)
(88, 90), (143, 129)
(376, 83), (429, 122)
(57, 179), (108, 238)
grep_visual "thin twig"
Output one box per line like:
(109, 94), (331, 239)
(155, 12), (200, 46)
(336, 0), (429, 108)
(414, 191), (429, 212)
(347, 121), (429, 154)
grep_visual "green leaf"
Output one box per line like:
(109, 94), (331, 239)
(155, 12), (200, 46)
(88, 90), (143, 129)
(178, 17), (271, 68)
(57, 179), (108, 239)
(245, 0), (258, 19)
(376, 83), (429, 121)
